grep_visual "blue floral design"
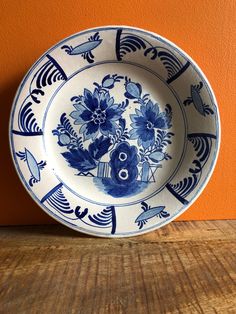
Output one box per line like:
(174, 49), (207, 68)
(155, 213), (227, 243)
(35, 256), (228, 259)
(70, 89), (123, 140)
(129, 100), (172, 149)
(109, 142), (139, 185)
(124, 80), (142, 99)
(53, 74), (175, 198)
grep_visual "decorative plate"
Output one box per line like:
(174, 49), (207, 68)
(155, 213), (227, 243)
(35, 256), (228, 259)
(9, 26), (220, 237)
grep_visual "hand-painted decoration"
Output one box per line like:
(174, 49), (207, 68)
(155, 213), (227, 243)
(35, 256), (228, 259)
(10, 27), (220, 237)
(184, 82), (214, 116)
(12, 55), (67, 136)
(135, 201), (170, 229)
(166, 133), (217, 204)
(16, 149), (46, 186)
(115, 28), (190, 84)
(61, 32), (102, 64)
(53, 74), (174, 198)
(41, 183), (116, 234)
(87, 206), (116, 235)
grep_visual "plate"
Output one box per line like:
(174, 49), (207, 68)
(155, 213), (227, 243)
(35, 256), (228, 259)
(9, 26), (220, 237)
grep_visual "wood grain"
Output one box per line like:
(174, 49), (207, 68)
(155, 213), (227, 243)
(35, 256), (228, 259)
(0, 221), (235, 313)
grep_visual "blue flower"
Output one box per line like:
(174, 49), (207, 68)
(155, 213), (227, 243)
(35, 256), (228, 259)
(57, 132), (71, 146)
(109, 142), (139, 185)
(129, 101), (172, 149)
(102, 75), (116, 89)
(124, 80), (142, 99)
(70, 89), (123, 140)
(101, 74), (123, 89)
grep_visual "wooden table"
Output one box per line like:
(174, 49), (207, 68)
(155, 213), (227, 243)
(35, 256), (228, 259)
(0, 221), (235, 313)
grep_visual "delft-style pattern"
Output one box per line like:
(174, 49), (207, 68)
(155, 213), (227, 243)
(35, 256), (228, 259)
(52, 74), (174, 198)
(166, 133), (217, 205)
(40, 183), (117, 234)
(135, 201), (170, 229)
(12, 54), (68, 136)
(183, 82), (214, 116)
(115, 28), (190, 84)
(61, 32), (102, 64)
(11, 27), (219, 236)
(16, 149), (46, 186)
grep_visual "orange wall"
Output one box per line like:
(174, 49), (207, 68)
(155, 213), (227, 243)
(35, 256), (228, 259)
(1, 0), (235, 225)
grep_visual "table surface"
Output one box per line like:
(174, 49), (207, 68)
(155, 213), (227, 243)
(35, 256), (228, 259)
(0, 220), (235, 314)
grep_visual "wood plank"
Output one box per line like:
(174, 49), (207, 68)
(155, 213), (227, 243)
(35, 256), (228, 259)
(0, 221), (235, 313)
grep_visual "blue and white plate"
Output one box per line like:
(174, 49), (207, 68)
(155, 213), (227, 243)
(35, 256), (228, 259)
(9, 26), (220, 237)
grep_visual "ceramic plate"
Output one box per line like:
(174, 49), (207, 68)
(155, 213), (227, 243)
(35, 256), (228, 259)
(9, 26), (220, 237)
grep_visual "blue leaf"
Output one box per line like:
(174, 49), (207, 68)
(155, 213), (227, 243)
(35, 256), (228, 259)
(119, 118), (126, 131)
(62, 148), (96, 172)
(149, 151), (165, 163)
(88, 136), (111, 160)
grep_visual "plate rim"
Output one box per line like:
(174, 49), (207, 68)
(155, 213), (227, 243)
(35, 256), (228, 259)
(9, 25), (221, 237)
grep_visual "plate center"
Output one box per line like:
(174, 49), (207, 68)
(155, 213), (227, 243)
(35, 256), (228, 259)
(43, 62), (186, 206)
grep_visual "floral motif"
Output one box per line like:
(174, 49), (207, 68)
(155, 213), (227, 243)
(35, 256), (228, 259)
(62, 148), (97, 172)
(52, 113), (83, 149)
(110, 142), (139, 185)
(129, 100), (172, 149)
(88, 136), (112, 160)
(70, 89), (123, 140)
(101, 74), (123, 89)
(124, 79), (142, 99)
(53, 73), (174, 198)
(57, 132), (71, 146)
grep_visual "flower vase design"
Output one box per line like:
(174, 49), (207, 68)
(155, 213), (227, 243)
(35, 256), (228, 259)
(52, 74), (174, 198)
